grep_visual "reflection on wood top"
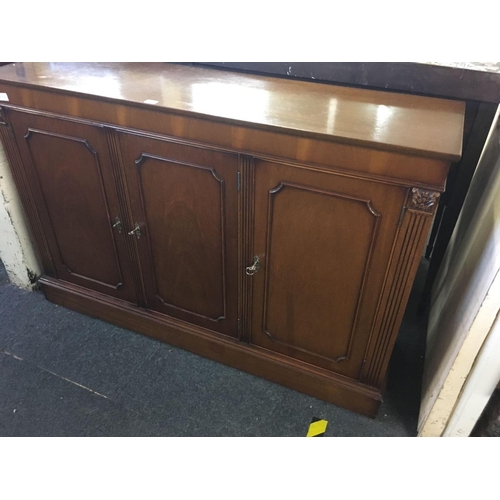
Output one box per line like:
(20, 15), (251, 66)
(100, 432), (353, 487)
(0, 62), (465, 161)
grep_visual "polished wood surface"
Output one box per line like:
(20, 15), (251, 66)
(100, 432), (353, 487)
(0, 96), (451, 191)
(118, 131), (239, 336)
(7, 109), (137, 303)
(198, 62), (500, 104)
(0, 62), (464, 161)
(197, 63), (496, 317)
(250, 159), (406, 378)
(0, 64), (464, 417)
(361, 192), (436, 388)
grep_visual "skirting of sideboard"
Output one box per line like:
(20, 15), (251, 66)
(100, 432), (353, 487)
(39, 276), (383, 417)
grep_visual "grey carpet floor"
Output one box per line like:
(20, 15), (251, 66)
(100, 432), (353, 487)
(0, 259), (428, 436)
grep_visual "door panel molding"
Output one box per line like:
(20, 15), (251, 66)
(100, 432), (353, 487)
(24, 127), (124, 290)
(135, 153), (227, 322)
(262, 181), (381, 363)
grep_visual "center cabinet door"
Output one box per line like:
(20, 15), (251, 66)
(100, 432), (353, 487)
(117, 132), (240, 338)
(250, 159), (408, 380)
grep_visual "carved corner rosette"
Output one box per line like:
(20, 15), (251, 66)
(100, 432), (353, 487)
(409, 188), (440, 213)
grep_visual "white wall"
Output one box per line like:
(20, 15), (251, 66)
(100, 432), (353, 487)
(0, 141), (42, 289)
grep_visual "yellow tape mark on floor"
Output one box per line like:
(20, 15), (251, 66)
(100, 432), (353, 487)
(306, 419), (328, 437)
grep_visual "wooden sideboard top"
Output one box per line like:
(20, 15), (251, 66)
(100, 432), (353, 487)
(197, 62), (500, 103)
(0, 62), (465, 161)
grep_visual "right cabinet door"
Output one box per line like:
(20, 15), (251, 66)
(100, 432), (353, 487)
(250, 159), (408, 380)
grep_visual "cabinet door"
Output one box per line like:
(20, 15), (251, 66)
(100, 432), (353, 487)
(8, 110), (137, 303)
(250, 159), (408, 380)
(118, 132), (239, 338)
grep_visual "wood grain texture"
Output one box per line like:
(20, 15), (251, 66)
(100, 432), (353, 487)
(0, 65), (463, 418)
(40, 276), (383, 417)
(25, 128), (123, 288)
(196, 62), (500, 104)
(117, 131), (240, 337)
(6, 109), (137, 303)
(239, 154), (255, 343)
(361, 189), (439, 387)
(0, 63), (464, 161)
(250, 159), (407, 379)
(261, 181), (380, 363)
(105, 127), (148, 307)
(137, 154), (227, 321)
(188, 63), (496, 321)
(0, 100), (451, 191)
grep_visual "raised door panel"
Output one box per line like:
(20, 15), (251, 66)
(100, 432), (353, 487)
(8, 110), (136, 303)
(251, 159), (407, 380)
(118, 132), (239, 337)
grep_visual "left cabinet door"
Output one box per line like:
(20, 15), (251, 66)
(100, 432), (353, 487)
(8, 110), (137, 304)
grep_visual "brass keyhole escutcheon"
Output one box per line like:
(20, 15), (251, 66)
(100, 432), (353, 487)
(128, 223), (141, 239)
(112, 216), (122, 233)
(246, 255), (260, 275)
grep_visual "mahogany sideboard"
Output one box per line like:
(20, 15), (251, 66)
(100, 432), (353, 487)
(0, 63), (465, 417)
